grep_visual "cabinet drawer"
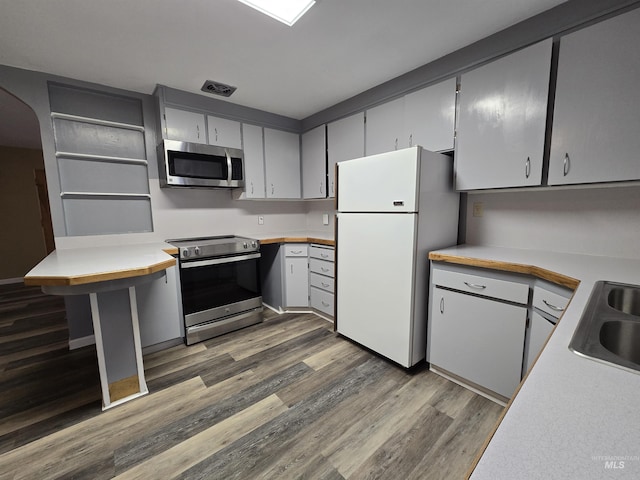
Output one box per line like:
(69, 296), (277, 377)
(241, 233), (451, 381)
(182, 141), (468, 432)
(309, 258), (334, 277)
(532, 286), (570, 319)
(432, 268), (529, 305)
(284, 244), (308, 257)
(310, 287), (334, 316)
(310, 245), (335, 262)
(310, 272), (334, 293)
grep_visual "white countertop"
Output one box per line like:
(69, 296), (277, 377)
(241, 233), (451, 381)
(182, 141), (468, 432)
(24, 242), (176, 286)
(430, 245), (640, 479)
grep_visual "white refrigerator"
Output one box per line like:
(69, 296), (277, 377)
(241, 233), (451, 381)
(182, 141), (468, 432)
(336, 146), (459, 367)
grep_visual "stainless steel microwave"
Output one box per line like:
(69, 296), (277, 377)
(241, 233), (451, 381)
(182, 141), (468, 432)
(158, 139), (245, 188)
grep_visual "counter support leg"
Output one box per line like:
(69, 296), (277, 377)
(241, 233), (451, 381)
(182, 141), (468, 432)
(128, 286), (148, 396)
(89, 292), (112, 410)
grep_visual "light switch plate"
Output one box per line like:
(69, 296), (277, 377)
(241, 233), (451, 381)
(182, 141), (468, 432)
(258, 215), (264, 225)
(322, 213), (329, 225)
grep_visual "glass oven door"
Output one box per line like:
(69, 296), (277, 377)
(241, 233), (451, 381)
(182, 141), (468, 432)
(179, 252), (262, 327)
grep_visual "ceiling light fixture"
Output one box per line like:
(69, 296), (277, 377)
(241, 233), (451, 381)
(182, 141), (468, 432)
(237, 0), (316, 26)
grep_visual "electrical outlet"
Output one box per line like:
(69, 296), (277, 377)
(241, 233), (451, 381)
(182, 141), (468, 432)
(322, 213), (329, 225)
(472, 202), (484, 217)
(258, 216), (264, 225)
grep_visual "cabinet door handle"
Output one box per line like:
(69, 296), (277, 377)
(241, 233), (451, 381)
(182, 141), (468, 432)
(409, 134), (413, 147)
(525, 157), (531, 179)
(440, 297), (444, 314)
(197, 124), (200, 139)
(543, 299), (564, 312)
(563, 153), (570, 176)
(250, 181), (254, 194)
(290, 264), (294, 274)
(464, 281), (486, 290)
(394, 138), (398, 150)
(331, 181), (334, 195)
(320, 181), (323, 195)
(271, 183), (274, 195)
(214, 127), (218, 142)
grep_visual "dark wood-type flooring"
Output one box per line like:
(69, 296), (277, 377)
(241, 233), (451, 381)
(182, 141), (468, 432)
(0, 282), (504, 479)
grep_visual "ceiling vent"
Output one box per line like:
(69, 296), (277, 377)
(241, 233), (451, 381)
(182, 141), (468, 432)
(201, 80), (237, 97)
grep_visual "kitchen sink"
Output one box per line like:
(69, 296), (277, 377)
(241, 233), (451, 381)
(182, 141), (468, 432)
(607, 286), (640, 316)
(569, 281), (640, 373)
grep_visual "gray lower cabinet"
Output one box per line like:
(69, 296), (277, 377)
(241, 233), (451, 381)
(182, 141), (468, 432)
(136, 266), (183, 348)
(284, 244), (309, 307)
(523, 282), (571, 374)
(428, 264), (529, 400)
(309, 245), (335, 318)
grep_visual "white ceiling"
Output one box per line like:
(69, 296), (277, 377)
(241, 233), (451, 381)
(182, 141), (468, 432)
(0, 0), (567, 147)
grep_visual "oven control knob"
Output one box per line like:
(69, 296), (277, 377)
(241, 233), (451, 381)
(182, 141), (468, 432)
(182, 249), (191, 258)
(251, 241), (257, 248)
(194, 247), (201, 256)
(243, 242), (248, 249)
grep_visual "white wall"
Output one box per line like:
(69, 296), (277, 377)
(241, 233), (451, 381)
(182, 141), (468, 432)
(150, 182), (309, 240)
(465, 185), (640, 259)
(304, 199), (335, 235)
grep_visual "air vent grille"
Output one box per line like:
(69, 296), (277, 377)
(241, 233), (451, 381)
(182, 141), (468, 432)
(201, 80), (237, 97)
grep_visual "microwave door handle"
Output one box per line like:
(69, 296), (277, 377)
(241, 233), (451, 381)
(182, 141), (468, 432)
(226, 150), (232, 184)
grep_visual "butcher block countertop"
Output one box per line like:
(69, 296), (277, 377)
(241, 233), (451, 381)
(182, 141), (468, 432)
(24, 243), (177, 287)
(429, 245), (640, 479)
(249, 231), (335, 247)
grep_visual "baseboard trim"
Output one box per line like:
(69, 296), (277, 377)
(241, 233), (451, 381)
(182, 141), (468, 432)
(69, 335), (96, 350)
(0, 277), (24, 285)
(142, 337), (184, 355)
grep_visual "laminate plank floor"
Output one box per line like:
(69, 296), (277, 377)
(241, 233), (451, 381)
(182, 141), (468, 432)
(0, 283), (504, 479)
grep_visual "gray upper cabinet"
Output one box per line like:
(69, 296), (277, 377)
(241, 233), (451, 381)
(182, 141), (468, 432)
(365, 97), (404, 156)
(455, 39), (553, 190)
(264, 128), (301, 199)
(327, 112), (364, 198)
(548, 8), (640, 186)
(302, 125), (327, 199)
(403, 78), (457, 152)
(163, 107), (206, 144)
(206, 115), (242, 149)
(365, 79), (457, 157)
(240, 123), (266, 199)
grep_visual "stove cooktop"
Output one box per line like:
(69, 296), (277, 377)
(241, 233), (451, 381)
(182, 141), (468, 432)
(167, 235), (260, 260)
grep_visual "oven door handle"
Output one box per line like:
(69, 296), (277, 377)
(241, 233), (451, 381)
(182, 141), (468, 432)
(181, 253), (261, 269)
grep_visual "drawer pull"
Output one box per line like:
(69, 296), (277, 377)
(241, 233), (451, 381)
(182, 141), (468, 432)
(322, 301), (330, 307)
(291, 250), (303, 255)
(321, 253), (329, 258)
(543, 299), (564, 312)
(321, 267), (331, 273)
(464, 281), (487, 290)
(321, 282), (330, 288)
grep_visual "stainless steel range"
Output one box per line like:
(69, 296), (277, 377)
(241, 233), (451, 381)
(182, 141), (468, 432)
(167, 235), (263, 345)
